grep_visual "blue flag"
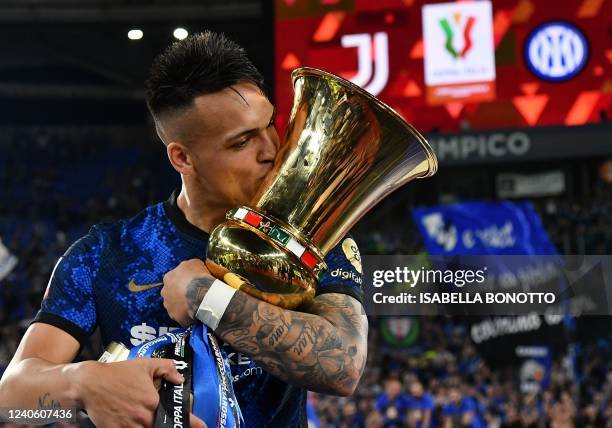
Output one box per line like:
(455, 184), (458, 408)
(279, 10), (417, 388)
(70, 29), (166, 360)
(412, 201), (572, 354)
(412, 201), (557, 256)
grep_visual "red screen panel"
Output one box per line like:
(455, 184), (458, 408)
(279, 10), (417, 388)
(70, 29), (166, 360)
(275, 0), (612, 134)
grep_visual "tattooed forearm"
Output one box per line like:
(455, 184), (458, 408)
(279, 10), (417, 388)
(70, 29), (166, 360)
(216, 292), (368, 396)
(185, 277), (216, 318)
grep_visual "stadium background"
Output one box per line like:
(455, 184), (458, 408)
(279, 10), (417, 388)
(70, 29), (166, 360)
(0, 0), (610, 426)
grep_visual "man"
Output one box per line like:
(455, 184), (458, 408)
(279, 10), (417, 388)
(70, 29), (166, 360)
(0, 31), (367, 427)
(405, 381), (434, 428)
(442, 386), (484, 428)
(375, 378), (409, 427)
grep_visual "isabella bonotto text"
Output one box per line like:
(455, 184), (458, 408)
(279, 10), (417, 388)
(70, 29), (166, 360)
(372, 292), (556, 304)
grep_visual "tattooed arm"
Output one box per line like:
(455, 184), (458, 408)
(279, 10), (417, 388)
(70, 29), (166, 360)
(217, 290), (367, 396)
(162, 260), (368, 396)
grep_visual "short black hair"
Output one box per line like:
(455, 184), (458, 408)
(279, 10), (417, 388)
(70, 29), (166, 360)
(145, 30), (264, 119)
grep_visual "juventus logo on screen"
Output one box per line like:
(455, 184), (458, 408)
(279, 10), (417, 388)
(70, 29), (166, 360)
(340, 32), (389, 96)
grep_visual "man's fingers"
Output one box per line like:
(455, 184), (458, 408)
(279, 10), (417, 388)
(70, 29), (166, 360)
(190, 413), (207, 428)
(147, 358), (184, 384)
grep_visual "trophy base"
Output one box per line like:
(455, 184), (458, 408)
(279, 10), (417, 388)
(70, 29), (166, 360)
(206, 208), (324, 309)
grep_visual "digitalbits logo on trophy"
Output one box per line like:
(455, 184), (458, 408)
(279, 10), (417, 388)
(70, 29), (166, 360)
(205, 67), (438, 308)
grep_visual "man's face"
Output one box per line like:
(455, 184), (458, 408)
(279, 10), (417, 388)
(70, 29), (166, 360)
(169, 82), (280, 209)
(385, 379), (401, 399)
(449, 388), (461, 403)
(410, 381), (423, 397)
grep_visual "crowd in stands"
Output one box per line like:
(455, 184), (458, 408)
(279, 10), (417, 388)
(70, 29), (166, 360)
(309, 318), (611, 427)
(0, 129), (611, 427)
(535, 182), (612, 255)
(0, 128), (168, 325)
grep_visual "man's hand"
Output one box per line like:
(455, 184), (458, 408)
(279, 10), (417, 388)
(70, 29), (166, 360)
(77, 358), (205, 428)
(161, 259), (215, 326)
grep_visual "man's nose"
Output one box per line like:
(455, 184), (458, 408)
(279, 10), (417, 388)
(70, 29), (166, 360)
(258, 131), (279, 163)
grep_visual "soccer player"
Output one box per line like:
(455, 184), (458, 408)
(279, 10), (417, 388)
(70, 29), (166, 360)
(0, 31), (368, 427)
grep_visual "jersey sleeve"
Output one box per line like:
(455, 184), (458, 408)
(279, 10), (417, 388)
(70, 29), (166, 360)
(316, 235), (364, 303)
(31, 226), (103, 347)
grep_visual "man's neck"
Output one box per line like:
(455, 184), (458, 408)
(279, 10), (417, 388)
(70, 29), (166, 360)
(176, 185), (227, 234)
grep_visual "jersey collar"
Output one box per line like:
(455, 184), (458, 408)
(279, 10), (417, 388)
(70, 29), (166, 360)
(163, 189), (210, 242)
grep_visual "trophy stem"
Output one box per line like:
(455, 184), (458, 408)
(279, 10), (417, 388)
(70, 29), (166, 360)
(206, 206), (324, 309)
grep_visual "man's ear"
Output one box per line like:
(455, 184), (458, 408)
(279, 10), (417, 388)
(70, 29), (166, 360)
(167, 142), (196, 176)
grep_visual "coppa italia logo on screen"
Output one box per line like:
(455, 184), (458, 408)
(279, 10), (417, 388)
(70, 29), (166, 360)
(423, 1), (496, 105)
(440, 14), (476, 59)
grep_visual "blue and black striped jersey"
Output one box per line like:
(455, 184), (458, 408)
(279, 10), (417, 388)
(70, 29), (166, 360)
(34, 190), (364, 428)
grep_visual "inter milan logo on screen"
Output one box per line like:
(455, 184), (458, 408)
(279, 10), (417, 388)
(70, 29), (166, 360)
(525, 22), (588, 82)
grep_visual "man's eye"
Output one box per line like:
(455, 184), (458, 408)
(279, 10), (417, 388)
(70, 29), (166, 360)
(233, 139), (250, 149)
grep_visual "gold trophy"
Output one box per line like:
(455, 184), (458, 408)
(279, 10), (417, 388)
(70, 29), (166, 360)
(206, 67), (438, 308)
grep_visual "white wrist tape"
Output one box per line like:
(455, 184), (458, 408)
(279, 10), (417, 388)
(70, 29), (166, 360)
(196, 279), (237, 331)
